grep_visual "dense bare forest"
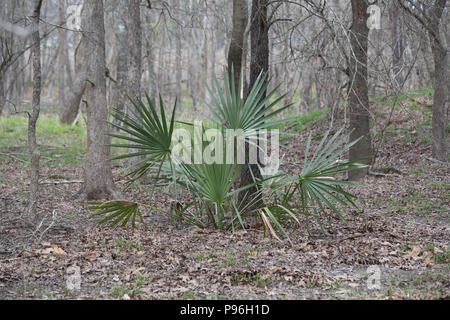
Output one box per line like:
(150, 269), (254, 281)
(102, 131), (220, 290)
(0, 0), (449, 302)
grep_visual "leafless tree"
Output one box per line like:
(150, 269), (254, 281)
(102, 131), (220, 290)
(28, 0), (43, 221)
(82, 0), (116, 199)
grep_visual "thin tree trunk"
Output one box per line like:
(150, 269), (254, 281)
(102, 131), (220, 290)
(58, 0), (66, 111)
(429, 0), (448, 161)
(227, 0), (248, 94)
(28, 0), (43, 221)
(175, 0), (182, 104)
(113, 0), (128, 122)
(348, 0), (372, 181)
(127, 0), (142, 98)
(0, 75), (5, 115)
(390, 2), (404, 86)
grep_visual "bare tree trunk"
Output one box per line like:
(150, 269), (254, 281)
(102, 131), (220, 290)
(58, 0), (66, 111)
(65, 48), (73, 88)
(28, 0), (43, 221)
(348, 0), (372, 181)
(429, 0), (448, 161)
(238, 0), (268, 211)
(390, 2), (404, 86)
(242, 2), (252, 96)
(144, 10), (155, 100)
(58, 1), (66, 114)
(82, 0), (116, 200)
(227, 0), (248, 94)
(127, 0), (142, 98)
(0, 75), (5, 115)
(112, 0), (128, 120)
(201, 13), (209, 104)
(175, 0), (182, 104)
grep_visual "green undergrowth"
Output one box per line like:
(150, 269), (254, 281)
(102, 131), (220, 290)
(0, 116), (86, 166)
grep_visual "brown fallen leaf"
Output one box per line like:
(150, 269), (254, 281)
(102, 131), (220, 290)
(52, 245), (66, 255)
(408, 245), (423, 261)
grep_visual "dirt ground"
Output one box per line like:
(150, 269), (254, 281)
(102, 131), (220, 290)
(0, 108), (449, 300)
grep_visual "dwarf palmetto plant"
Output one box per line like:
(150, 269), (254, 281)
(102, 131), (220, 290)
(89, 69), (366, 242)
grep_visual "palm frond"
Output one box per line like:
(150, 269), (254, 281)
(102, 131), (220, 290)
(294, 128), (367, 230)
(88, 201), (145, 227)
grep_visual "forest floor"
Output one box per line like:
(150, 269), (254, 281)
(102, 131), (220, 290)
(0, 92), (449, 300)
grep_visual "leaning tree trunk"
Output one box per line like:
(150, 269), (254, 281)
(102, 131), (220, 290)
(60, 30), (87, 124)
(82, 0), (115, 200)
(348, 0), (372, 181)
(28, 0), (43, 221)
(429, 0), (448, 162)
(238, 0), (268, 211)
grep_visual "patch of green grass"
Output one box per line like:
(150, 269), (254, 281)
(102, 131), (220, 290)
(0, 115), (86, 166)
(193, 251), (217, 261)
(230, 272), (272, 288)
(423, 244), (450, 264)
(181, 290), (196, 300)
(288, 108), (330, 134)
(370, 88), (433, 106)
(385, 189), (446, 216)
(110, 285), (130, 299)
(113, 237), (142, 251)
(109, 273), (152, 300)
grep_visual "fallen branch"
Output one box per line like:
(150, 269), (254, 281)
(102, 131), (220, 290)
(0, 152), (28, 163)
(326, 233), (367, 243)
(368, 170), (401, 178)
(39, 180), (84, 185)
(426, 157), (450, 167)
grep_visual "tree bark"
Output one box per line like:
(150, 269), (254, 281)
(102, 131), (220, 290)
(127, 0), (142, 98)
(348, 0), (372, 181)
(112, 0), (128, 122)
(390, 2), (405, 85)
(429, 0), (448, 161)
(227, 0), (248, 94)
(57, 0), (66, 112)
(238, 0), (268, 211)
(175, 0), (182, 104)
(28, 0), (43, 221)
(0, 75), (5, 115)
(82, 0), (115, 200)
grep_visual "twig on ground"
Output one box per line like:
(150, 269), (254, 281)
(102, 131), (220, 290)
(426, 157), (450, 167)
(39, 180), (84, 185)
(0, 152), (28, 163)
(368, 170), (401, 178)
